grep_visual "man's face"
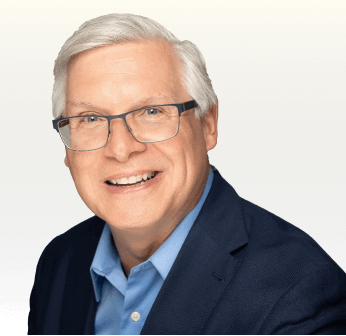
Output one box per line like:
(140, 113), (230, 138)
(64, 40), (217, 239)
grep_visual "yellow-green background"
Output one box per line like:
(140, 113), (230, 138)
(1, 0), (345, 333)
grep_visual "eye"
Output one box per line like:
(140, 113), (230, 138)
(145, 108), (159, 116)
(87, 116), (98, 122)
(85, 115), (98, 122)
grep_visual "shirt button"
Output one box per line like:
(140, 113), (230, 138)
(131, 311), (140, 322)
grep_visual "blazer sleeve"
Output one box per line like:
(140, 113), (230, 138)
(28, 249), (46, 334)
(258, 262), (346, 334)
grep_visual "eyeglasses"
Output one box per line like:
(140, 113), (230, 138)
(52, 100), (198, 151)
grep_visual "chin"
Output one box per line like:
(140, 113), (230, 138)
(100, 204), (165, 230)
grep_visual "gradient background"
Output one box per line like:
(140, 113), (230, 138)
(1, 0), (345, 333)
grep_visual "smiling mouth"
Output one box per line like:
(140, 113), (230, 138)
(105, 171), (159, 188)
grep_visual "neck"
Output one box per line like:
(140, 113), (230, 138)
(109, 223), (173, 277)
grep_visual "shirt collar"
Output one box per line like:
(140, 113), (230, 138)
(90, 224), (125, 302)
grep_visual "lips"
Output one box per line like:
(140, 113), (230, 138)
(104, 171), (164, 195)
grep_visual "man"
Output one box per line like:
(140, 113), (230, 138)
(28, 13), (346, 334)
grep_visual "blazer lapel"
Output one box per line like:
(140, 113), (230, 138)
(84, 293), (98, 335)
(58, 217), (105, 335)
(141, 170), (249, 335)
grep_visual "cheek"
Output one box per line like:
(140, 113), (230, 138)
(160, 119), (207, 178)
(67, 152), (100, 186)
(179, 120), (207, 162)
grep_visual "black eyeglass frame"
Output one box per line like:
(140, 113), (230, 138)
(52, 100), (199, 151)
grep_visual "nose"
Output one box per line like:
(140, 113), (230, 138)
(104, 118), (146, 162)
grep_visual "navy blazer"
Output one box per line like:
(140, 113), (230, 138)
(28, 170), (346, 334)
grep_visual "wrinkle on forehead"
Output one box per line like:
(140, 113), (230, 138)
(97, 71), (137, 76)
(106, 58), (135, 63)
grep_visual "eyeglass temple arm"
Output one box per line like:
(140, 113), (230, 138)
(182, 100), (198, 112)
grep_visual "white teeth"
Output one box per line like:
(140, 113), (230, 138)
(128, 175), (137, 184)
(108, 171), (157, 186)
(120, 177), (129, 184)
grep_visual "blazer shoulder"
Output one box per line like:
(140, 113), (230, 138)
(239, 198), (343, 273)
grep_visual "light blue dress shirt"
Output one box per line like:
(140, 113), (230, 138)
(90, 168), (214, 335)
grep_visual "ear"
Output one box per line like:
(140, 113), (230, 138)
(201, 103), (218, 151)
(64, 156), (69, 168)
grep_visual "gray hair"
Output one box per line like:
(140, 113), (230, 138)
(52, 13), (217, 119)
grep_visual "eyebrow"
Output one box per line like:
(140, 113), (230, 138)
(66, 94), (178, 111)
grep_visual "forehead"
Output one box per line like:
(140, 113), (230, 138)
(67, 41), (180, 89)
